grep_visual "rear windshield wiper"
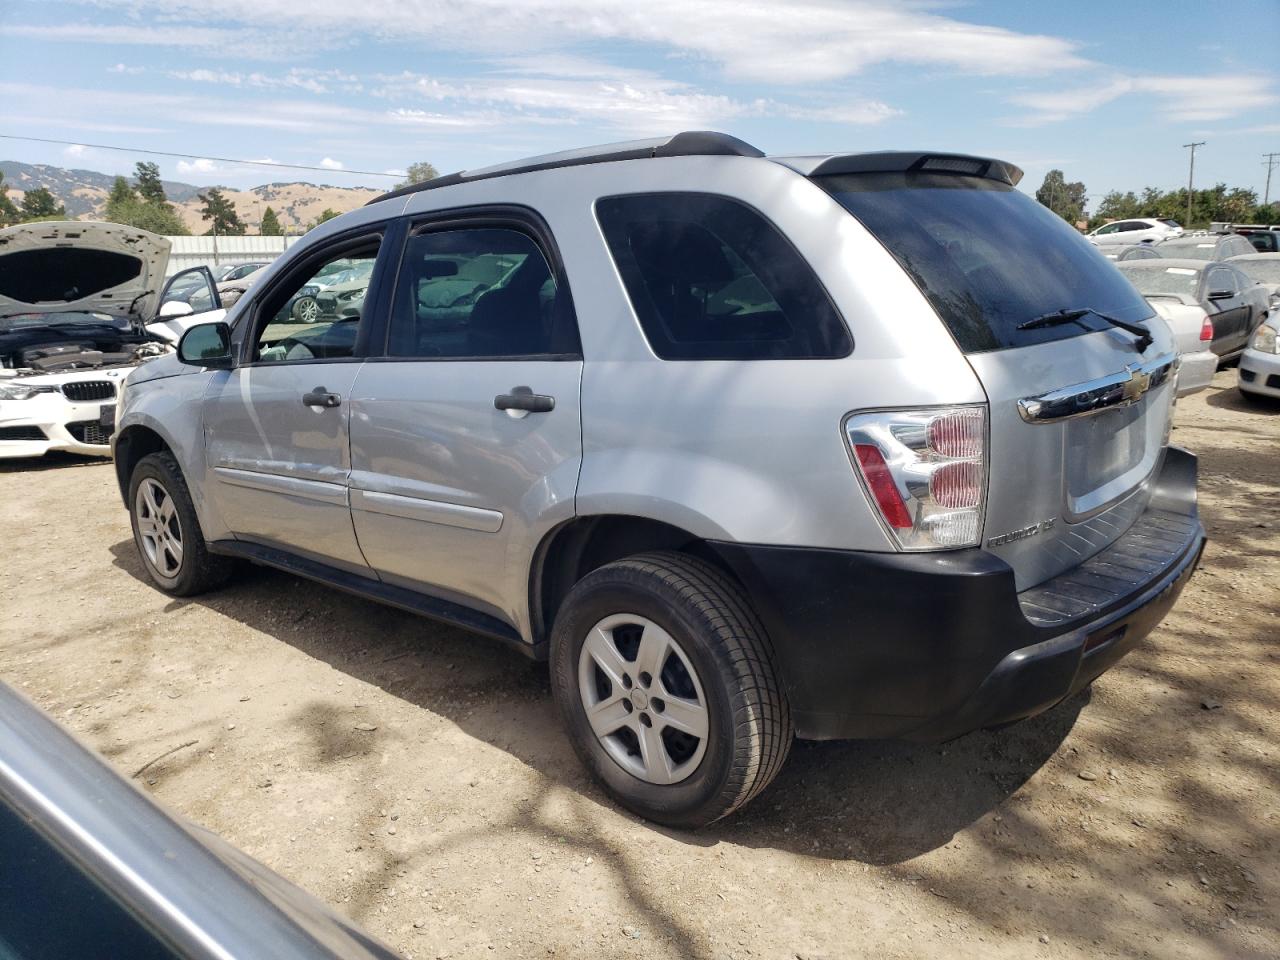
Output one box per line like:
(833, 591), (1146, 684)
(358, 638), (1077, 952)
(1017, 307), (1152, 352)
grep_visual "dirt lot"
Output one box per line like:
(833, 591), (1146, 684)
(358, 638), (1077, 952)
(2, 369), (1277, 960)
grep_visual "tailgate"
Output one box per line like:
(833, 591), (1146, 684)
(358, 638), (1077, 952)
(969, 333), (1178, 590)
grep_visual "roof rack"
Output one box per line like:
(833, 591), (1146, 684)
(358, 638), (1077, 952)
(367, 131), (764, 205)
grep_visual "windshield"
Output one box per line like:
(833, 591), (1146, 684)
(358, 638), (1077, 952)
(1118, 264), (1202, 297)
(0, 311), (127, 331)
(1233, 260), (1280, 284)
(818, 172), (1153, 352)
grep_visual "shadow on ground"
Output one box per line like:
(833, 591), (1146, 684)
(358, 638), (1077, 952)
(0, 451), (107, 474)
(107, 535), (1081, 867)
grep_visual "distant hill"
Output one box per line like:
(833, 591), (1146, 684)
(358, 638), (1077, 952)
(0, 161), (382, 233)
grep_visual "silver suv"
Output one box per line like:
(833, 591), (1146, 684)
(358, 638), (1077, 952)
(114, 132), (1205, 827)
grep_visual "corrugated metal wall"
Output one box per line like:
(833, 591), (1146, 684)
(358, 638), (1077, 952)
(163, 235), (303, 276)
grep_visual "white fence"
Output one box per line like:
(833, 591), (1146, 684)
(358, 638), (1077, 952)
(163, 235), (303, 276)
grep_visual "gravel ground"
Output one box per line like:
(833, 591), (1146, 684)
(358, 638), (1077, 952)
(2, 368), (1277, 960)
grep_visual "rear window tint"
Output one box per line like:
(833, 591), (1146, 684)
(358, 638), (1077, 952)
(818, 173), (1154, 353)
(595, 193), (850, 360)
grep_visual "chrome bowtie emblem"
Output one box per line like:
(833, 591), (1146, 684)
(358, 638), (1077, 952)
(1121, 364), (1151, 403)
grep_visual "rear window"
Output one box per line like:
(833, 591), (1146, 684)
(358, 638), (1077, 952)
(595, 193), (851, 360)
(817, 173), (1154, 353)
(0, 249), (141, 303)
(1233, 259), (1280, 283)
(1118, 264), (1202, 296)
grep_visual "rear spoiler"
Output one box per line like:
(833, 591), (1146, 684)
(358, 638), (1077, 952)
(775, 152), (1024, 187)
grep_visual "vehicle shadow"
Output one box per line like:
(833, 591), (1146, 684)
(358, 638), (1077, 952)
(1204, 381), (1279, 412)
(0, 451), (108, 474)
(107, 538), (1079, 866)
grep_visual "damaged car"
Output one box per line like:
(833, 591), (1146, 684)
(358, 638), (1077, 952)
(0, 221), (226, 459)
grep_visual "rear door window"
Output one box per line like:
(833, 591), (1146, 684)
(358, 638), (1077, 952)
(818, 172), (1154, 353)
(595, 193), (850, 360)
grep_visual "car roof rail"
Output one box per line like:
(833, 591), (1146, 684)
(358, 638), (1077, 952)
(367, 131), (765, 205)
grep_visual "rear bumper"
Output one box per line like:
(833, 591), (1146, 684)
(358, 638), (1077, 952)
(710, 447), (1204, 742)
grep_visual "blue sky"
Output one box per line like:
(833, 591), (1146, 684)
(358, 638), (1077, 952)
(2, 0), (1278, 209)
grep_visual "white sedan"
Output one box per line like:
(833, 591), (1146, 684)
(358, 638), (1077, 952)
(1239, 317), (1280, 401)
(0, 221), (225, 459)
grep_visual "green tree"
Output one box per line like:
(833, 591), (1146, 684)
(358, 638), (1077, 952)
(133, 161), (168, 206)
(104, 175), (188, 234)
(260, 205), (283, 236)
(315, 208), (341, 225)
(198, 187), (246, 235)
(20, 186), (65, 221)
(105, 176), (136, 215)
(393, 161), (439, 190)
(0, 172), (21, 227)
(1035, 169), (1088, 224)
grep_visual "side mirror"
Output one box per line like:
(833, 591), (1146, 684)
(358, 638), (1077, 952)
(1207, 289), (1234, 301)
(177, 321), (234, 369)
(158, 300), (194, 318)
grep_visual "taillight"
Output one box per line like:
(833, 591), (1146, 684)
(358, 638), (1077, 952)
(845, 406), (988, 550)
(1199, 315), (1214, 342)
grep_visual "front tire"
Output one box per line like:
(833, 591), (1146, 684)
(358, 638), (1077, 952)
(128, 452), (233, 596)
(550, 551), (792, 828)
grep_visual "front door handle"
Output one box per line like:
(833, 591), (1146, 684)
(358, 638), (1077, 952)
(302, 387), (342, 408)
(494, 386), (555, 414)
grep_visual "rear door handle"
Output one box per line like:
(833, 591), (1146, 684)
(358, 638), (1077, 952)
(494, 386), (555, 413)
(302, 387), (342, 408)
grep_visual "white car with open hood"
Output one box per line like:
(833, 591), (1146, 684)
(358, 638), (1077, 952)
(0, 221), (226, 458)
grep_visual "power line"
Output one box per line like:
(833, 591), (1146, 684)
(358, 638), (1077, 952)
(0, 134), (401, 179)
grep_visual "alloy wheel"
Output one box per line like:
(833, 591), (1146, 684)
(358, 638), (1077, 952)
(577, 614), (710, 785)
(293, 297), (320, 323)
(135, 477), (184, 579)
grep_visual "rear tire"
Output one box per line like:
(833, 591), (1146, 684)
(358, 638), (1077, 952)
(550, 551), (792, 828)
(128, 451), (233, 596)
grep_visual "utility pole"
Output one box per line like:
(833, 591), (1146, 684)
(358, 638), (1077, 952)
(1183, 141), (1205, 229)
(1263, 152), (1280, 211)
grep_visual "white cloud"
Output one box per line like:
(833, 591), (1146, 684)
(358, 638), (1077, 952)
(168, 67), (363, 94)
(176, 157), (223, 175)
(30, 1), (1089, 81)
(63, 144), (88, 157)
(319, 157), (344, 170)
(1008, 74), (1278, 125)
(374, 66), (895, 135)
(107, 63), (144, 75)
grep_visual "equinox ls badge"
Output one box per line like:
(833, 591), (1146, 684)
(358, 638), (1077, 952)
(987, 518), (1056, 547)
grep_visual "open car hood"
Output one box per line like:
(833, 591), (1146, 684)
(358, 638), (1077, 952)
(0, 221), (171, 323)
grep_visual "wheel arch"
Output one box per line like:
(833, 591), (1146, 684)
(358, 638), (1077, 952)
(530, 514), (738, 646)
(113, 424), (172, 506)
